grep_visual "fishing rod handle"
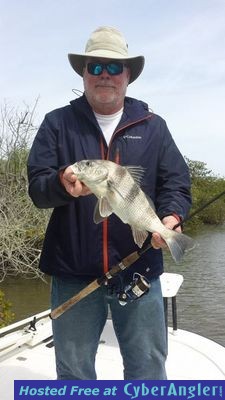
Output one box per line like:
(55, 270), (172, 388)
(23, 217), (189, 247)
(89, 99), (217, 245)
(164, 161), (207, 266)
(50, 250), (141, 320)
(50, 280), (100, 320)
(103, 250), (141, 280)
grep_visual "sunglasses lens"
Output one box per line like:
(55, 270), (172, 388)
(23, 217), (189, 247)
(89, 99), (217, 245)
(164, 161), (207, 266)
(87, 62), (124, 76)
(107, 63), (123, 75)
(87, 63), (103, 75)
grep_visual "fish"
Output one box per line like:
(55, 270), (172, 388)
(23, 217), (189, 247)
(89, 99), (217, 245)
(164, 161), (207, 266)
(71, 159), (195, 263)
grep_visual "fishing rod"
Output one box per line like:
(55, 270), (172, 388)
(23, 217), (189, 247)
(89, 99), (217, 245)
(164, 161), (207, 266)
(174, 188), (225, 228)
(50, 188), (225, 320)
(50, 247), (146, 319)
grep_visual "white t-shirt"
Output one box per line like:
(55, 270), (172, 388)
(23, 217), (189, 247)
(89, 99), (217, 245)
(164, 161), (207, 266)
(94, 108), (123, 145)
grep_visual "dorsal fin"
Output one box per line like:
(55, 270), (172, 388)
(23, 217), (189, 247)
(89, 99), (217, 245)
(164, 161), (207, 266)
(126, 166), (146, 185)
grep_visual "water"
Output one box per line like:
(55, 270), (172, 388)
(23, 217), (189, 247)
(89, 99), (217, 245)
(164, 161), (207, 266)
(1, 225), (225, 347)
(165, 224), (225, 347)
(0, 275), (51, 321)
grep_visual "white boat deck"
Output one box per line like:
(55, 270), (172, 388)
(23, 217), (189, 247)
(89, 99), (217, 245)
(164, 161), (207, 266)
(1, 319), (225, 400)
(1, 273), (225, 400)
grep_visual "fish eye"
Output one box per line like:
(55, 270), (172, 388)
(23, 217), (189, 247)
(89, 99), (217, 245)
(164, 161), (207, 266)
(85, 160), (93, 167)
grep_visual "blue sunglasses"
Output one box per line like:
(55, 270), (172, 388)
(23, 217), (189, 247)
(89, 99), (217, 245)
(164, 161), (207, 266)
(87, 62), (125, 76)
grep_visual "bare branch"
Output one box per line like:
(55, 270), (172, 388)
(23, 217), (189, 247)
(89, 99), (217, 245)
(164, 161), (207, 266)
(0, 100), (50, 281)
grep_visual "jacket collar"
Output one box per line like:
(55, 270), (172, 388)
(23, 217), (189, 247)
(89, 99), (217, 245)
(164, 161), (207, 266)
(70, 94), (151, 129)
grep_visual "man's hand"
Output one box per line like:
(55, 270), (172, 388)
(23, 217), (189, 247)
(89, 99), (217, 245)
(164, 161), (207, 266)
(151, 215), (182, 249)
(59, 166), (91, 197)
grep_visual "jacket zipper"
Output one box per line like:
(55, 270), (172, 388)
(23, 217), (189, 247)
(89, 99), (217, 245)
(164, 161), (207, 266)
(108, 114), (152, 151)
(99, 138), (109, 273)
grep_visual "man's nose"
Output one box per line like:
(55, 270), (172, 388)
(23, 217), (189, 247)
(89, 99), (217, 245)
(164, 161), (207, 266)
(100, 69), (110, 78)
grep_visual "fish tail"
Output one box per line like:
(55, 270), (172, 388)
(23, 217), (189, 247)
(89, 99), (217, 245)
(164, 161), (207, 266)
(163, 231), (195, 263)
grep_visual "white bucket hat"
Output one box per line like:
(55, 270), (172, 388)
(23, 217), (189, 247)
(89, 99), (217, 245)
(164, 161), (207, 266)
(68, 26), (145, 84)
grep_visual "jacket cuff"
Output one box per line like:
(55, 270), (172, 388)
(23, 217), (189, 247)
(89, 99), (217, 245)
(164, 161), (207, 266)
(172, 213), (181, 223)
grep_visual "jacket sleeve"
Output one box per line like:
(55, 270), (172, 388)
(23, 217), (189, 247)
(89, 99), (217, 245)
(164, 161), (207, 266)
(27, 113), (73, 209)
(155, 119), (192, 221)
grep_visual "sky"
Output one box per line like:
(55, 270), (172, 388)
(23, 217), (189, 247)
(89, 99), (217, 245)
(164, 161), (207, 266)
(1, 0), (225, 177)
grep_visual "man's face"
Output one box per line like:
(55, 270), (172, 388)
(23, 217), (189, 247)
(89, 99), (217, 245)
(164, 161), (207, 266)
(83, 58), (130, 114)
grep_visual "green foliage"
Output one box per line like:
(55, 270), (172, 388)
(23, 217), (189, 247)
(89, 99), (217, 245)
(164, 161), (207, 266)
(186, 158), (213, 181)
(0, 290), (15, 328)
(185, 157), (225, 228)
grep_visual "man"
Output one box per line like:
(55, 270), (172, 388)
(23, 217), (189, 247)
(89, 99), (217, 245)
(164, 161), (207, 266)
(27, 26), (192, 380)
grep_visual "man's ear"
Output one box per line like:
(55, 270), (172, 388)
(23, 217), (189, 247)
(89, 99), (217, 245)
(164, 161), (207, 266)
(126, 67), (131, 84)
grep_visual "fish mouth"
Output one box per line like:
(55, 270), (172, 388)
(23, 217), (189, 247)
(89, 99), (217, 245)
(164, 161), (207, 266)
(71, 162), (82, 176)
(71, 161), (109, 183)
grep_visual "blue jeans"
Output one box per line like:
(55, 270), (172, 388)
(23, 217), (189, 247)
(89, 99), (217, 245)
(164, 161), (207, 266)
(51, 276), (167, 380)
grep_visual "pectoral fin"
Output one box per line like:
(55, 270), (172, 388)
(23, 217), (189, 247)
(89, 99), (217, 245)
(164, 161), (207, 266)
(93, 198), (113, 224)
(107, 179), (126, 200)
(131, 227), (149, 248)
